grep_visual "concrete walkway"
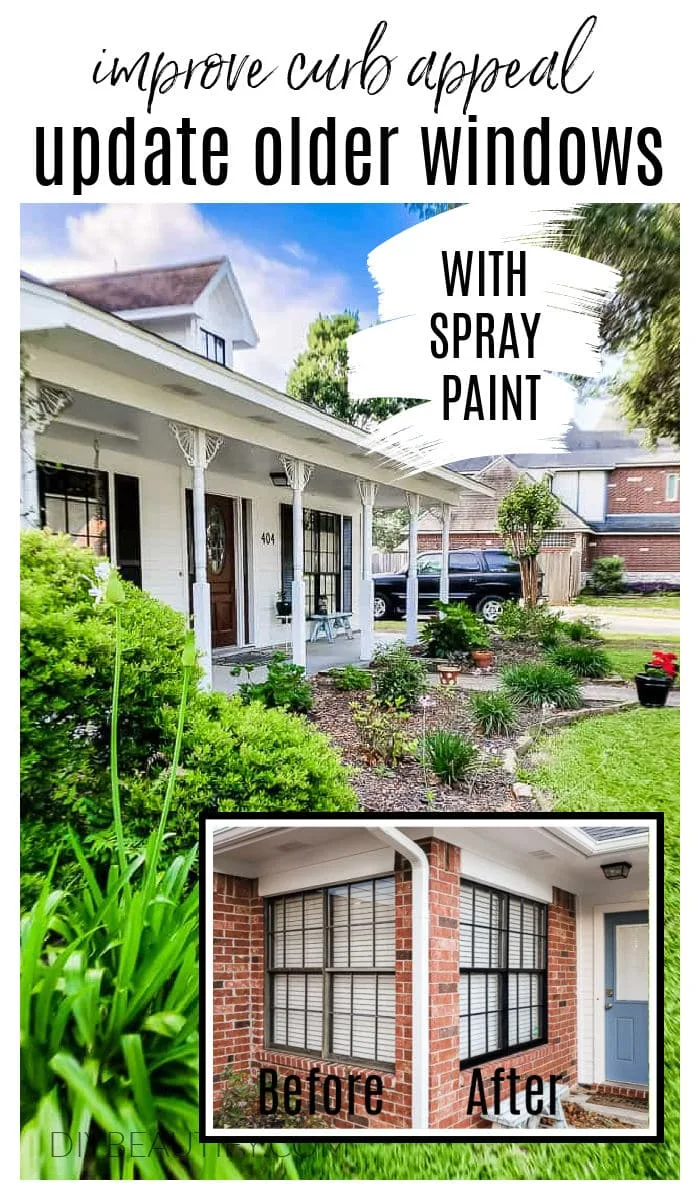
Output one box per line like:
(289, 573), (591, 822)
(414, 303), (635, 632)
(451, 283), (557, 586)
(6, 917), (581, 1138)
(452, 671), (679, 707)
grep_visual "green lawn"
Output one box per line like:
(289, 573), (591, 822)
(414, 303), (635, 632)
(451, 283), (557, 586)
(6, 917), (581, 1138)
(295, 710), (679, 1180)
(599, 635), (680, 681)
(575, 593), (680, 611)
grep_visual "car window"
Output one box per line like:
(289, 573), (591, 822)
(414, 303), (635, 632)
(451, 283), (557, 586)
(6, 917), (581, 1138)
(449, 551), (481, 571)
(484, 550), (519, 571)
(416, 554), (440, 574)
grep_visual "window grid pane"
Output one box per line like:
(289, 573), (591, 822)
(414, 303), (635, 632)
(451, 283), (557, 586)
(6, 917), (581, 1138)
(459, 880), (547, 1065)
(268, 878), (395, 1064)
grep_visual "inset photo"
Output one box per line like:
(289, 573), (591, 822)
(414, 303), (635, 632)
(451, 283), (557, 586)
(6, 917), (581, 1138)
(201, 814), (661, 1140)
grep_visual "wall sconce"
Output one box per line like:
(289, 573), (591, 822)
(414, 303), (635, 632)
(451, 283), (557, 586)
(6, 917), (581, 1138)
(601, 862), (632, 880)
(269, 472), (289, 487)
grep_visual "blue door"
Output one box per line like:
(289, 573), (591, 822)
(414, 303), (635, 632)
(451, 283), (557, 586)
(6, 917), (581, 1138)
(604, 911), (649, 1085)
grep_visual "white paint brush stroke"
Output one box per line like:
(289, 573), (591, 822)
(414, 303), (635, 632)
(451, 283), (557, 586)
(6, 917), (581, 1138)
(347, 205), (620, 473)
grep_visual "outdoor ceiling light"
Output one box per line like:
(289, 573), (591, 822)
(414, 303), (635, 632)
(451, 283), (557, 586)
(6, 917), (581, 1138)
(269, 472), (289, 487)
(601, 861), (632, 880)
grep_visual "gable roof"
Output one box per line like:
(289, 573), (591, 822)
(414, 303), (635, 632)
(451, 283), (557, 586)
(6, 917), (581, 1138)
(418, 456), (590, 533)
(50, 258), (227, 313)
(449, 423), (679, 474)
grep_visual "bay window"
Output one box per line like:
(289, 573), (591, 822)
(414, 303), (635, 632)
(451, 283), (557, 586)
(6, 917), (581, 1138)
(266, 877), (396, 1066)
(459, 880), (547, 1067)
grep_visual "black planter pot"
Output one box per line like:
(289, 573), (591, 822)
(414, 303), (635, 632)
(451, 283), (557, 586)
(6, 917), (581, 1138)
(276, 600), (292, 617)
(635, 672), (671, 708)
(644, 661), (678, 686)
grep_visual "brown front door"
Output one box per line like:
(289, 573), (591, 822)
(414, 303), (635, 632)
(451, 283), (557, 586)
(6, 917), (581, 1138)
(205, 495), (236, 648)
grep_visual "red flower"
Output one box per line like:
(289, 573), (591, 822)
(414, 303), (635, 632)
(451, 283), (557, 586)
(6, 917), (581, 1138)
(650, 650), (678, 678)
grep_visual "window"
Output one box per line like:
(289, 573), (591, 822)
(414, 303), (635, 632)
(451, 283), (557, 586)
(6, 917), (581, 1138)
(539, 533), (574, 549)
(202, 329), (226, 365)
(459, 880), (547, 1067)
(267, 877), (396, 1065)
(38, 462), (109, 558)
(449, 551), (481, 571)
(483, 550), (519, 570)
(666, 472), (679, 501)
(416, 553), (440, 575)
(280, 506), (343, 618)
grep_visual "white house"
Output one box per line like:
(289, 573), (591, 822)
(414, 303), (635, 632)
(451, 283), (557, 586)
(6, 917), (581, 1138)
(19, 260), (490, 686)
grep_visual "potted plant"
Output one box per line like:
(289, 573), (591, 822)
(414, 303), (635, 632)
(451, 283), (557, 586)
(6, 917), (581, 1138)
(634, 664), (673, 708)
(436, 662), (461, 686)
(276, 589), (292, 617)
(470, 630), (494, 670)
(643, 649), (679, 685)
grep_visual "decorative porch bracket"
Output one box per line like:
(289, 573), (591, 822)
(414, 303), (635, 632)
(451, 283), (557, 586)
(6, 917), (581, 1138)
(281, 456), (313, 670)
(20, 380), (71, 528)
(169, 422), (224, 690)
(358, 479), (378, 663)
(405, 491), (422, 646)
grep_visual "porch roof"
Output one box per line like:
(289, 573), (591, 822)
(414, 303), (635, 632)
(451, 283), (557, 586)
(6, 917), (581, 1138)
(21, 276), (493, 508)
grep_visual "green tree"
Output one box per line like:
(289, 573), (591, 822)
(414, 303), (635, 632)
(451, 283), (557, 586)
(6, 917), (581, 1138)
(373, 507), (409, 552)
(408, 203), (680, 445)
(287, 312), (423, 427)
(497, 477), (560, 607)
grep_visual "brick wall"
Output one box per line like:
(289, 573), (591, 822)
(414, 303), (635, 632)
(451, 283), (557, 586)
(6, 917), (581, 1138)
(417, 532), (505, 552)
(583, 533), (679, 572)
(212, 872), (260, 1109)
(606, 465), (679, 514)
(421, 837), (578, 1130)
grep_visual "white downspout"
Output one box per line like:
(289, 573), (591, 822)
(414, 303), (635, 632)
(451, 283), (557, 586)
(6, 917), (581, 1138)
(370, 825), (430, 1130)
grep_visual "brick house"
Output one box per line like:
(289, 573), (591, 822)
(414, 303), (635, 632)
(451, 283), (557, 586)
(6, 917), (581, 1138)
(207, 820), (653, 1134)
(432, 425), (679, 593)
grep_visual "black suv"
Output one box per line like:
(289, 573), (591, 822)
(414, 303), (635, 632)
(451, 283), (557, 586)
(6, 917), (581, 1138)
(373, 549), (524, 623)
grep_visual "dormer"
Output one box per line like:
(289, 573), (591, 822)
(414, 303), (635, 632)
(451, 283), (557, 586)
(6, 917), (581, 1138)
(50, 257), (259, 368)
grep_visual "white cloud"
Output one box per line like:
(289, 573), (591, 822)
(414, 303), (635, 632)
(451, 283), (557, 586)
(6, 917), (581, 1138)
(20, 204), (350, 391)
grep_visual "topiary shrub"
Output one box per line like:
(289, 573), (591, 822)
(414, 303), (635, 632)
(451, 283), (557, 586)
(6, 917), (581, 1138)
(469, 690), (519, 736)
(588, 555), (625, 594)
(372, 642), (428, 710)
(546, 643), (612, 679)
(501, 663), (583, 709)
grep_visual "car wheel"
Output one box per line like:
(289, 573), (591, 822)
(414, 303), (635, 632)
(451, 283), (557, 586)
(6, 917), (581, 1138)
(478, 596), (505, 623)
(374, 593), (392, 620)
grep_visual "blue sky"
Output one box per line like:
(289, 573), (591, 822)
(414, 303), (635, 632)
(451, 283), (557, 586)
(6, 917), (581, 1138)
(20, 202), (610, 425)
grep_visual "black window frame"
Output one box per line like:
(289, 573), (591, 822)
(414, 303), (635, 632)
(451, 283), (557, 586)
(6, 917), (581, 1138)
(202, 328), (226, 366)
(265, 875), (396, 1070)
(38, 461), (110, 558)
(459, 879), (548, 1070)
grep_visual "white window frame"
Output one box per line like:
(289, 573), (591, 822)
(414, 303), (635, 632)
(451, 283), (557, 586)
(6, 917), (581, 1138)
(665, 472), (679, 502)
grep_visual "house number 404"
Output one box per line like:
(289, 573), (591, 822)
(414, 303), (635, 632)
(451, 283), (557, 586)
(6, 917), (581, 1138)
(260, 531), (275, 546)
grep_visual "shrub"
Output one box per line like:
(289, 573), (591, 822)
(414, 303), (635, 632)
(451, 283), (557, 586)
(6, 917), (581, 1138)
(589, 555), (625, 594)
(547, 643), (612, 679)
(422, 731), (479, 786)
(419, 601), (490, 660)
(559, 617), (601, 642)
(372, 642), (428, 710)
(215, 1068), (330, 1130)
(328, 665), (374, 692)
(501, 663), (583, 709)
(469, 690), (519, 736)
(496, 600), (563, 647)
(350, 695), (414, 766)
(234, 652), (313, 713)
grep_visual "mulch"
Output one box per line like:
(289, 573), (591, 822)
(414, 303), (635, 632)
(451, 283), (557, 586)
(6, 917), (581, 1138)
(309, 678), (543, 813)
(560, 1101), (638, 1130)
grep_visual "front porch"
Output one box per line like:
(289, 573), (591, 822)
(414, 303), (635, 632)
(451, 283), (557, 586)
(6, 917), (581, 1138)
(211, 629), (403, 693)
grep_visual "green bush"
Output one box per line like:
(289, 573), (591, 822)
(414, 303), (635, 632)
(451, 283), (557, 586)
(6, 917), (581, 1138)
(547, 643), (612, 679)
(588, 555), (625, 594)
(372, 642), (428, 710)
(328, 665), (374, 692)
(469, 690), (519, 736)
(559, 617), (601, 642)
(419, 601), (490, 659)
(422, 731), (479, 786)
(501, 663), (583, 709)
(495, 600), (562, 647)
(234, 652), (313, 713)
(215, 1069), (330, 1130)
(350, 695), (414, 766)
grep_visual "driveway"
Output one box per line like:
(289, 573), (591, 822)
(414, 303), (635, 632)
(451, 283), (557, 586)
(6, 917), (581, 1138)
(556, 605), (680, 638)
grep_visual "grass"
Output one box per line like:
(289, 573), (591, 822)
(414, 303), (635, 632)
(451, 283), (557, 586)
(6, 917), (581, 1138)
(575, 593), (680, 611)
(374, 619), (408, 633)
(597, 635), (680, 681)
(295, 709), (679, 1180)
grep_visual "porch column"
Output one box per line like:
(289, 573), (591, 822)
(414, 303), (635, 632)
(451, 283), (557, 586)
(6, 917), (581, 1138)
(405, 490), (421, 646)
(439, 503), (452, 606)
(281, 456), (313, 669)
(20, 379), (71, 528)
(169, 423), (223, 689)
(358, 480), (378, 662)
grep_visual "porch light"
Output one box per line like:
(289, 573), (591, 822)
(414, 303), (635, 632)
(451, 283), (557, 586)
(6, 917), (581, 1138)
(601, 861), (632, 880)
(269, 471), (289, 487)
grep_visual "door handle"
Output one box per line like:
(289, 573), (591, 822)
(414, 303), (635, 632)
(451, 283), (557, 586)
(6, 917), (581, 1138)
(605, 1001), (613, 1010)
